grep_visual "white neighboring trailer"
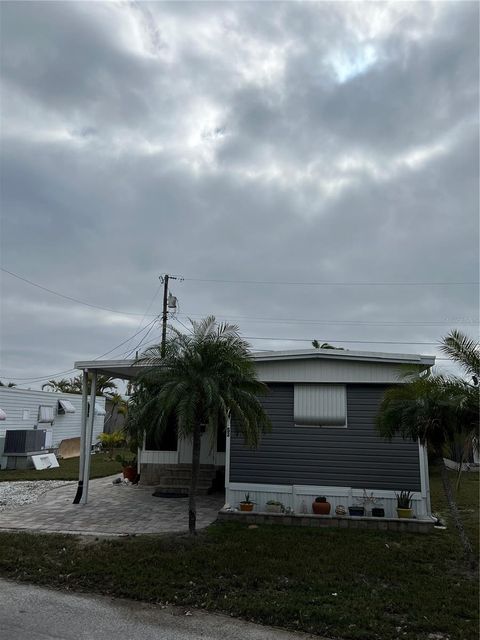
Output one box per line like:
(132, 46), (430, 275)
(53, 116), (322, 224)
(0, 387), (106, 468)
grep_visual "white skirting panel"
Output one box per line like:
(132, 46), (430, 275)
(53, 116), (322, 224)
(140, 449), (226, 466)
(140, 450), (177, 464)
(226, 483), (430, 519)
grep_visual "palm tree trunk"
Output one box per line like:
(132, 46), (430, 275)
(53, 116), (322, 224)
(189, 423), (202, 534)
(440, 460), (476, 570)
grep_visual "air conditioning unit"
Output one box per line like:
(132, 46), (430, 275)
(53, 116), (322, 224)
(4, 429), (47, 454)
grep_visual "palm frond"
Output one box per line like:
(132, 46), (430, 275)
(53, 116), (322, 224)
(440, 329), (480, 379)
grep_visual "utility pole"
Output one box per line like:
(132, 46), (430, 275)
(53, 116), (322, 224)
(160, 273), (181, 357)
(161, 274), (169, 358)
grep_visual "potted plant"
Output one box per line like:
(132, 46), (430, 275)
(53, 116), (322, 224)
(115, 453), (137, 482)
(239, 493), (255, 512)
(265, 500), (284, 513)
(396, 490), (414, 518)
(348, 505), (365, 516)
(357, 489), (383, 517)
(312, 496), (331, 515)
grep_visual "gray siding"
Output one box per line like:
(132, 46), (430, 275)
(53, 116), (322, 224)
(230, 383), (421, 491)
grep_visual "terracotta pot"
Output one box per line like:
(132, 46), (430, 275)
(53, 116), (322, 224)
(397, 508), (413, 519)
(312, 500), (331, 515)
(240, 503), (254, 512)
(122, 466), (137, 482)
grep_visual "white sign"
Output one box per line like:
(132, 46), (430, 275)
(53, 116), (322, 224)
(31, 453), (60, 470)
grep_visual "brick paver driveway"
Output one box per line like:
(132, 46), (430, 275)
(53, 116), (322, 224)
(0, 476), (225, 535)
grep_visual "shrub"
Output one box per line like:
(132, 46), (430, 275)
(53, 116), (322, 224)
(97, 431), (126, 458)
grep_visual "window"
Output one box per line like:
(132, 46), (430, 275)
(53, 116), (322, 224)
(58, 399), (76, 414)
(88, 402), (106, 416)
(38, 405), (55, 423)
(294, 384), (347, 427)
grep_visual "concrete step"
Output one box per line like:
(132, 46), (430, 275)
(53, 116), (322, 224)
(153, 485), (210, 496)
(156, 472), (215, 482)
(157, 477), (213, 488)
(159, 464), (215, 471)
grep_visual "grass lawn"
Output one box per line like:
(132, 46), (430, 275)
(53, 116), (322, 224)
(0, 450), (127, 481)
(0, 467), (477, 640)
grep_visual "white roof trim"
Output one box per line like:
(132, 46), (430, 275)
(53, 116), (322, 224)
(251, 348), (435, 366)
(75, 348), (435, 378)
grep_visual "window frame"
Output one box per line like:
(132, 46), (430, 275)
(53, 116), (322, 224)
(293, 383), (348, 429)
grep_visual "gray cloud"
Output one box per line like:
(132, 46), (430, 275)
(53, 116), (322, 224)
(0, 1), (478, 386)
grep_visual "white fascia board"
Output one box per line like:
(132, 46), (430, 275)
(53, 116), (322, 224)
(251, 348), (435, 366)
(74, 359), (144, 380)
(74, 351), (435, 380)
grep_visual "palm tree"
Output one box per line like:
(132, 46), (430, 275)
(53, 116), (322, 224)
(376, 330), (479, 566)
(42, 375), (117, 396)
(377, 330), (479, 468)
(438, 330), (479, 479)
(104, 392), (128, 432)
(68, 374), (118, 396)
(42, 378), (74, 392)
(131, 316), (271, 533)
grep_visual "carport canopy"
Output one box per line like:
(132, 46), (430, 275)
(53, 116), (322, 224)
(75, 359), (150, 380)
(72, 359), (154, 506)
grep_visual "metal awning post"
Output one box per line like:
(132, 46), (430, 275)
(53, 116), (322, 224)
(80, 370), (97, 505)
(73, 369), (89, 504)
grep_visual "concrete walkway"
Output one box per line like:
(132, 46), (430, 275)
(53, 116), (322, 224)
(1, 578), (319, 640)
(0, 476), (225, 535)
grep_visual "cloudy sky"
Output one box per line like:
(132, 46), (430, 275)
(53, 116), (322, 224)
(0, 0), (478, 388)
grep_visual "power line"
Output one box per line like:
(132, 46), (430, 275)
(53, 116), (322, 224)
(1, 319), (158, 382)
(173, 317), (193, 333)
(3, 267), (476, 325)
(125, 319), (159, 359)
(1, 267), (148, 317)
(124, 282), (163, 353)
(177, 311), (478, 327)
(182, 276), (478, 287)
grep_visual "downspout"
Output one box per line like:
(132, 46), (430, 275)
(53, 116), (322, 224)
(80, 370), (97, 505)
(73, 369), (89, 504)
(225, 415), (231, 505)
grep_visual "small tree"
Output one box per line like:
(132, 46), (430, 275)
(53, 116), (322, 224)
(130, 316), (271, 533)
(376, 330), (479, 567)
(377, 330), (479, 486)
